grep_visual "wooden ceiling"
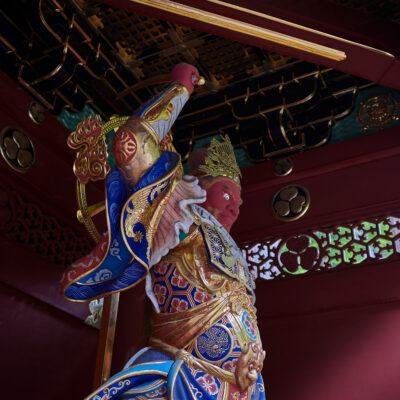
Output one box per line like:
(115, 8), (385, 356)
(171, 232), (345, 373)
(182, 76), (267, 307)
(1, 0), (399, 164)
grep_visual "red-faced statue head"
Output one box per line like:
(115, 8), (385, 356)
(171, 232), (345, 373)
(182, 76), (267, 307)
(199, 176), (242, 232)
(188, 138), (242, 232)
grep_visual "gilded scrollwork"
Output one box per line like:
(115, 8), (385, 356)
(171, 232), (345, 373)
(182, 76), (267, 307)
(111, 127), (138, 165)
(103, 379), (131, 399)
(357, 93), (400, 130)
(124, 179), (171, 240)
(124, 195), (151, 239)
(67, 115), (110, 184)
(142, 85), (184, 123)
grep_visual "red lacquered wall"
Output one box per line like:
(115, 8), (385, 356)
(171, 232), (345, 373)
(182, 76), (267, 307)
(233, 126), (400, 242)
(0, 72), (98, 399)
(230, 126), (400, 400)
(0, 237), (98, 399)
(257, 259), (400, 400)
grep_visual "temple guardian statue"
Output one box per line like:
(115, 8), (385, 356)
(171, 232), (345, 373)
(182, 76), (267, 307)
(61, 63), (266, 400)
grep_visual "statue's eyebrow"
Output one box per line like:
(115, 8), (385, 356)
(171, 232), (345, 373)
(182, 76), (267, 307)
(222, 184), (233, 193)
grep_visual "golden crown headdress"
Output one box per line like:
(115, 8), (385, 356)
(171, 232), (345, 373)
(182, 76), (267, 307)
(198, 135), (241, 185)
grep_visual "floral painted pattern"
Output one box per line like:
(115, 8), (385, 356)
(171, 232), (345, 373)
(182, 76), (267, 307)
(170, 269), (189, 288)
(154, 284), (168, 305)
(169, 297), (189, 312)
(193, 288), (212, 304)
(152, 263), (216, 313)
(242, 312), (257, 340)
(222, 358), (238, 372)
(197, 374), (219, 395)
(153, 262), (169, 276)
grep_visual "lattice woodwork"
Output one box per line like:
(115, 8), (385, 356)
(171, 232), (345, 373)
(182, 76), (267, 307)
(243, 215), (400, 280)
(94, 8), (187, 78)
(0, 183), (92, 267)
(88, 2), (273, 87)
(98, 9), (173, 54)
(195, 37), (264, 87)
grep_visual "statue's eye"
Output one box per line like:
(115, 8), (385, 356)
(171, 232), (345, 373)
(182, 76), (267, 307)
(223, 192), (230, 200)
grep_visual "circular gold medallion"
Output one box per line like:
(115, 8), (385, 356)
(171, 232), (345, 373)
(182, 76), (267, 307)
(357, 94), (400, 130)
(195, 324), (233, 363)
(0, 127), (35, 172)
(273, 157), (293, 176)
(28, 101), (46, 125)
(271, 185), (310, 221)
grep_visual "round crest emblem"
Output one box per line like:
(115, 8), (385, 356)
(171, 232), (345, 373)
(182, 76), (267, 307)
(272, 185), (310, 221)
(0, 127), (35, 173)
(357, 94), (400, 130)
(195, 324), (233, 362)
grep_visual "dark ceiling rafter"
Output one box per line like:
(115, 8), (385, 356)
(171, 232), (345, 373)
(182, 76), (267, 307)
(0, 0), (398, 165)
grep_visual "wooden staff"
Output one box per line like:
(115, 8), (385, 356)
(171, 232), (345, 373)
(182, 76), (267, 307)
(92, 293), (120, 389)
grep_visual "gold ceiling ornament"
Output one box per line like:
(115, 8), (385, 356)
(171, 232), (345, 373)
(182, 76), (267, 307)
(272, 185), (310, 222)
(357, 93), (400, 130)
(266, 52), (291, 69)
(88, 15), (104, 30)
(198, 135), (241, 185)
(0, 127), (36, 173)
(116, 41), (138, 67)
(74, 0), (91, 8)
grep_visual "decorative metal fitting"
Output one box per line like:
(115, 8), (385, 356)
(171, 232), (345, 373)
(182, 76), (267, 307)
(28, 101), (46, 125)
(273, 157), (293, 176)
(0, 127), (35, 172)
(357, 93), (400, 130)
(271, 185), (310, 221)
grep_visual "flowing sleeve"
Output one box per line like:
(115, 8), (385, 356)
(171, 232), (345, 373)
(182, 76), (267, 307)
(111, 83), (190, 190)
(61, 84), (206, 302)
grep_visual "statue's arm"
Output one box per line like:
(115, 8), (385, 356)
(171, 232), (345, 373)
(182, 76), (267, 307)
(112, 63), (200, 189)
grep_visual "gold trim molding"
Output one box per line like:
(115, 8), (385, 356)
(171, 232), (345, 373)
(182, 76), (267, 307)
(206, 0), (394, 58)
(128, 0), (347, 61)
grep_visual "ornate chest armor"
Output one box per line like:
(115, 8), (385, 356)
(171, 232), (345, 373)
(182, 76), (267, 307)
(62, 74), (266, 398)
(150, 219), (265, 393)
